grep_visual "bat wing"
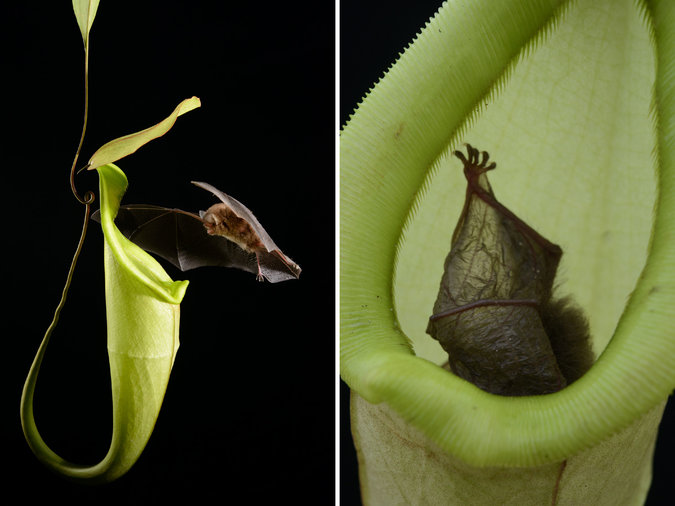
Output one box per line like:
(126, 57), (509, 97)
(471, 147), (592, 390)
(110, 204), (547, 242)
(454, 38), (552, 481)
(192, 181), (301, 281)
(92, 204), (258, 275)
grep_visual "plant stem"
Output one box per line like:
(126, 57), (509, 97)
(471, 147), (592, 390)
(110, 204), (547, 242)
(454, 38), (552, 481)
(70, 30), (94, 205)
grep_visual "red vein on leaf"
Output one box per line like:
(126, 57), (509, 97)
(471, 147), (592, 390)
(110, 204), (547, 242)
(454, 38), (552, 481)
(551, 460), (567, 506)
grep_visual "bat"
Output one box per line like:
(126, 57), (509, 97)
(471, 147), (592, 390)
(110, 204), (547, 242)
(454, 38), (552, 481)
(92, 181), (301, 283)
(426, 144), (592, 396)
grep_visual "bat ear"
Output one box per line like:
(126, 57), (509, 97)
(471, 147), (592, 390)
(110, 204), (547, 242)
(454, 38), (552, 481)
(198, 210), (206, 219)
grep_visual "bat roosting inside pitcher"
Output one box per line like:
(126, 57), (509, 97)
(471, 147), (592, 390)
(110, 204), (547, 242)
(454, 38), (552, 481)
(426, 144), (593, 396)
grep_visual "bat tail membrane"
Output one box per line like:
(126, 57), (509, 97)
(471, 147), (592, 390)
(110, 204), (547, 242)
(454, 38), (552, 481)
(273, 250), (301, 278)
(258, 250), (301, 283)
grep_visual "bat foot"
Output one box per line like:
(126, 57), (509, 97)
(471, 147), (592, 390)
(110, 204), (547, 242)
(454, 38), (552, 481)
(254, 253), (266, 282)
(454, 144), (497, 175)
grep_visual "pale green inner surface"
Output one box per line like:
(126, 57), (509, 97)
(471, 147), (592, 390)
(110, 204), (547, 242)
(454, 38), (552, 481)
(394, 0), (656, 365)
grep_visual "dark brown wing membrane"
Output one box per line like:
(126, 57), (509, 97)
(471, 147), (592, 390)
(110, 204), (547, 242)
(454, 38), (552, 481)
(92, 204), (258, 275)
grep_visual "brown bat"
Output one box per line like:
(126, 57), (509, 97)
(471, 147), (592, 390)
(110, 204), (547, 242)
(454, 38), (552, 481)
(92, 181), (301, 283)
(192, 181), (301, 281)
(426, 144), (592, 396)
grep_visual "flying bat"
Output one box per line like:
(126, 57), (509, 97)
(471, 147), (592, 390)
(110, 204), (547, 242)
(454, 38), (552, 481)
(92, 181), (301, 283)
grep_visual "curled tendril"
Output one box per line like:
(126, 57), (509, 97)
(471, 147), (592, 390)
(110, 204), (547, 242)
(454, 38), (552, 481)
(70, 165), (96, 205)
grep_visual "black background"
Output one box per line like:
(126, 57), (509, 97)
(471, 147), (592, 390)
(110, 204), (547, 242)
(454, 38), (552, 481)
(4, 1), (333, 504)
(340, 1), (675, 505)
(5, 0), (674, 504)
